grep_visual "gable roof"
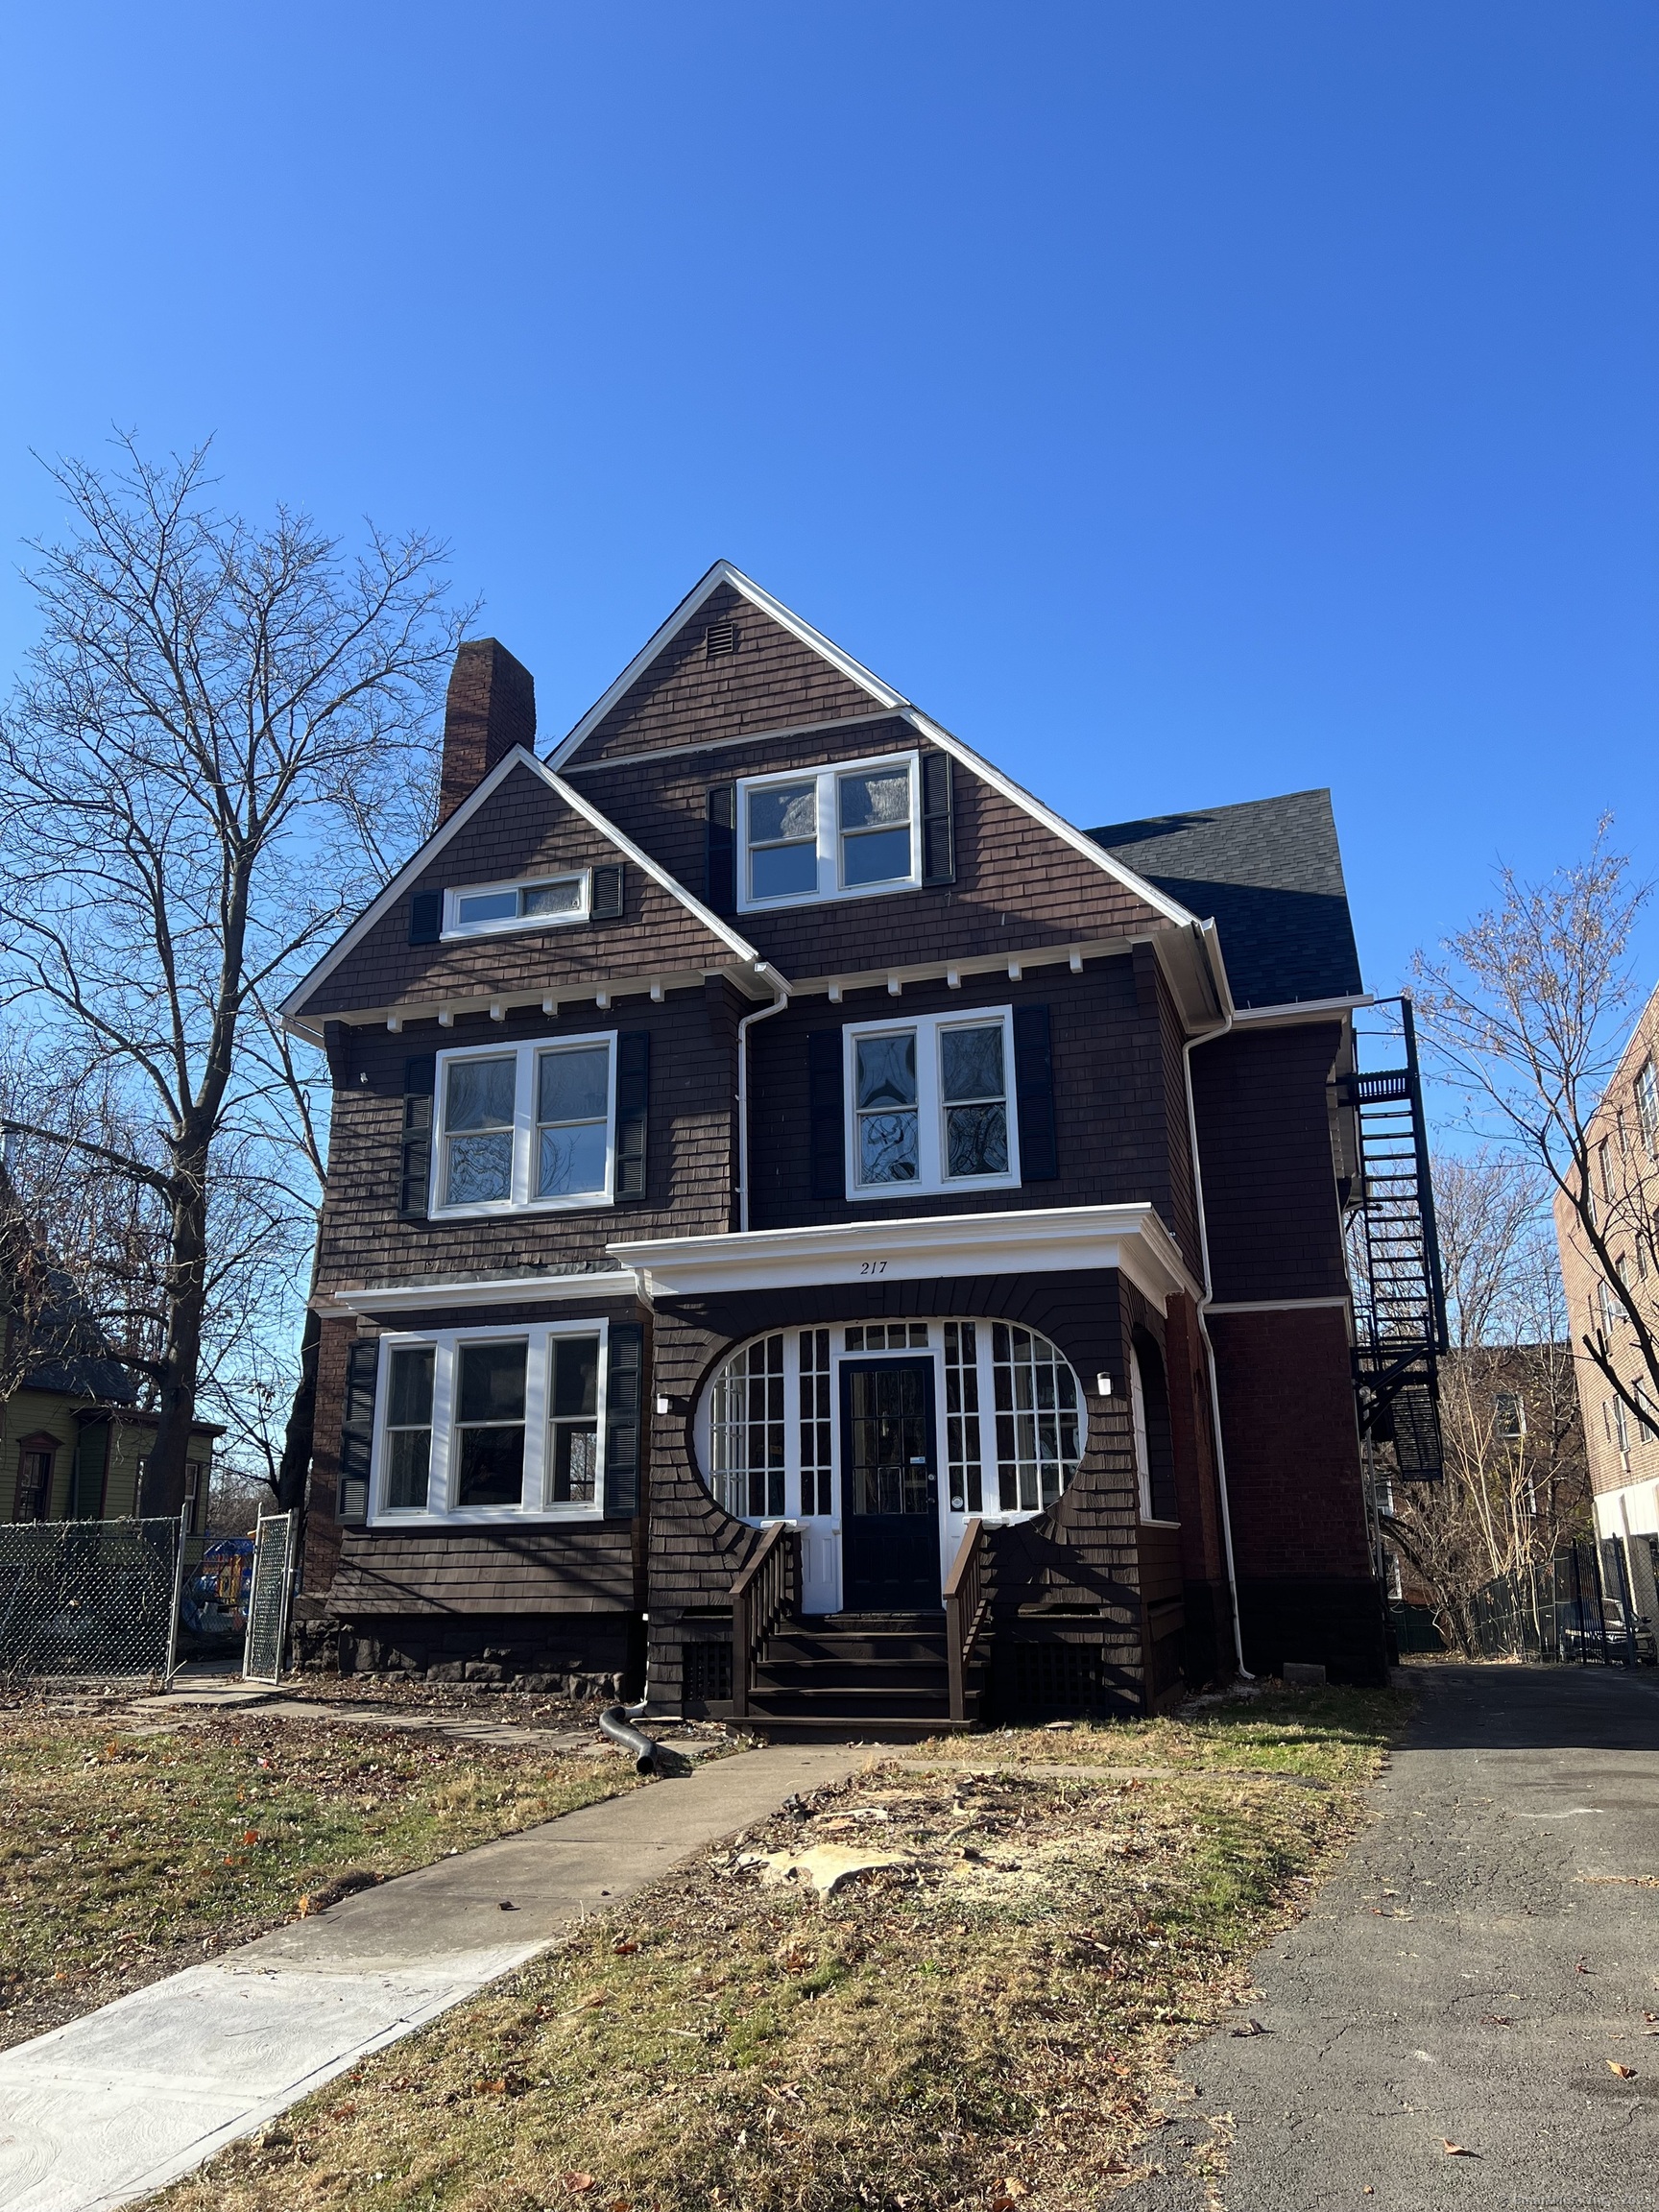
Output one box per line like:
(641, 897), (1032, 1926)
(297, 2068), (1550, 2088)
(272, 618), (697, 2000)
(278, 745), (768, 1034)
(545, 564), (1210, 945)
(547, 562), (906, 769)
(1089, 789), (1364, 1011)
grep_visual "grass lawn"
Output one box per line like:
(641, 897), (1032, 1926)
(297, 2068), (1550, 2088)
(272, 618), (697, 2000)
(0, 1696), (640, 2050)
(153, 1684), (1407, 2212)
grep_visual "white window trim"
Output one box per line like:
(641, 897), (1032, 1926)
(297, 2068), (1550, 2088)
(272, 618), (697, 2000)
(431, 1030), (617, 1217)
(843, 1005), (1021, 1201)
(370, 1318), (611, 1527)
(735, 749), (922, 913)
(691, 1319), (1088, 1530)
(442, 869), (591, 941)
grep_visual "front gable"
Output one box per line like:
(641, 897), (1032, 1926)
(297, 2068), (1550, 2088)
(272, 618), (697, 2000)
(554, 567), (902, 771)
(287, 754), (757, 1026)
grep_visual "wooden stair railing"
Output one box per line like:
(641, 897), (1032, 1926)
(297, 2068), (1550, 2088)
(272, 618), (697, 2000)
(944, 1517), (991, 1725)
(730, 1521), (798, 1719)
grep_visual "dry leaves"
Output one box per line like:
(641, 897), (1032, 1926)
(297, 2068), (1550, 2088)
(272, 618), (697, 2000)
(1441, 2140), (1479, 2156)
(1607, 2061), (1637, 2079)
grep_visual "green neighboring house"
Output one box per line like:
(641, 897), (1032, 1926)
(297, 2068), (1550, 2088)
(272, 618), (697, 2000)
(2, 1214), (220, 1530)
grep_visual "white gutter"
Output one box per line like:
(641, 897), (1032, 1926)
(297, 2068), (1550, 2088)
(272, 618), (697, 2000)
(1180, 926), (1252, 1681)
(735, 962), (792, 1234)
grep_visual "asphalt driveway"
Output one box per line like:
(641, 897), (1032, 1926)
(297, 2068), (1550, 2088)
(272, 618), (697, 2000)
(1116, 1663), (1659, 2212)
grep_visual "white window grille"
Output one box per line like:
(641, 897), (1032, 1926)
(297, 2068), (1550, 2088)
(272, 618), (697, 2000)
(992, 1323), (1083, 1511)
(943, 1321), (983, 1513)
(710, 1333), (786, 1519)
(799, 1328), (832, 1515)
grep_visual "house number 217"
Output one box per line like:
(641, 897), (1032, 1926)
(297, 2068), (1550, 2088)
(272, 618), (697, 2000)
(858, 1260), (889, 1277)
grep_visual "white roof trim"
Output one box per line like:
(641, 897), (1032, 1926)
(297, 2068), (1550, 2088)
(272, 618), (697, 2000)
(1229, 993), (1373, 1024)
(548, 561), (906, 769)
(901, 709), (1200, 933)
(325, 1270), (639, 1315)
(279, 745), (772, 1033)
(609, 1201), (1200, 1310)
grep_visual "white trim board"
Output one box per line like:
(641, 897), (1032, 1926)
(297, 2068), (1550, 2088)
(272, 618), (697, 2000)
(556, 709), (902, 777)
(279, 747), (770, 1040)
(326, 1270), (640, 1316)
(610, 1201), (1201, 1310)
(548, 563), (906, 770)
(1204, 1296), (1353, 1314)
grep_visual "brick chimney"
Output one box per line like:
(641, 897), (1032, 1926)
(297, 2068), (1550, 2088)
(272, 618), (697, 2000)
(437, 637), (537, 825)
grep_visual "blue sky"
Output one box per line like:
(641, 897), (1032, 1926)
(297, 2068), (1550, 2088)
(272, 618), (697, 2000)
(2, 2), (1654, 1019)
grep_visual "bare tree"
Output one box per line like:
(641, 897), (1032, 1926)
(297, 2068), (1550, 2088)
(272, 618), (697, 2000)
(0, 437), (467, 1513)
(1410, 825), (1658, 1434)
(1380, 1149), (1590, 1650)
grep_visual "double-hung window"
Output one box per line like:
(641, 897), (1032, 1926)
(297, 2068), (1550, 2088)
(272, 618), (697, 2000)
(738, 752), (920, 910)
(845, 1007), (1019, 1197)
(444, 872), (589, 938)
(372, 1322), (608, 1521)
(433, 1034), (616, 1214)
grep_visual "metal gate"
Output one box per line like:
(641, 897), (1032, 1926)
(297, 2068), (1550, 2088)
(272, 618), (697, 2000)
(0, 1516), (187, 1684)
(243, 1511), (297, 1684)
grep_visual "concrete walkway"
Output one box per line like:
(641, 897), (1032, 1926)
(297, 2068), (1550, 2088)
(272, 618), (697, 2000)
(0, 1742), (867, 2212)
(1116, 1664), (1659, 2212)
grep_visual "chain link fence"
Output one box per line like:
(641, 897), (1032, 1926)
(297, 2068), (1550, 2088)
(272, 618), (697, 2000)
(0, 1516), (186, 1684)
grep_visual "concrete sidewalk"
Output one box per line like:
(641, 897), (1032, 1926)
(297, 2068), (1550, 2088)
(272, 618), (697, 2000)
(1116, 1664), (1659, 2212)
(0, 1741), (868, 2212)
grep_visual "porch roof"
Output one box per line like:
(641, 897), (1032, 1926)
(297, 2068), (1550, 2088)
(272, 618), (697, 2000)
(608, 1201), (1200, 1310)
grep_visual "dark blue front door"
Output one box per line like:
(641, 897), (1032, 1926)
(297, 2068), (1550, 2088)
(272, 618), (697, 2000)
(839, 1358), (940, 1611)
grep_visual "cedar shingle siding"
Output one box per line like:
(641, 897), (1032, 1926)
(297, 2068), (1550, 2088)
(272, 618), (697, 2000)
(286, 567), (1386, 1704)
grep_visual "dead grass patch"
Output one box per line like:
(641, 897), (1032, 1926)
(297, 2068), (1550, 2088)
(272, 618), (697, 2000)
(154, 1688), (1405, 2212)
(0, 1700), (638, 2048)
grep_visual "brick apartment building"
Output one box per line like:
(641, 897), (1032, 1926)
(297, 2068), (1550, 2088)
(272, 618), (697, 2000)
(1554, 979), (1659, 1623)
(279, 564), (1436, 1725)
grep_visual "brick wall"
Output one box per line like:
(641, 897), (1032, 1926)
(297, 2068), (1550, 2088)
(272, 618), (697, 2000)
(1206, 1304), (1383, 1682)
(1190, 1022), (1348, 1303)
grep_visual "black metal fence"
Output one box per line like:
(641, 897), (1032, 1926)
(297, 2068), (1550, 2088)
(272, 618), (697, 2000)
(1396, 1537), (1655, 1667)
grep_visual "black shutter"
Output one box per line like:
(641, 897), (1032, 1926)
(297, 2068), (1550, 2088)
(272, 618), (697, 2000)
(808, 1029), (846, 1199)
(398, 1054), (436, 1219)
(706, 785), (736, 914)
(591, 863), (624, 920)
(922, 753), (955, 885)
(409, 889), (443, 945)
(1013, 1004), (1059, 1181)
(604, 1323), (644, 1518)
(337, 1338), (378, 1524)
(615, 1031), (650, 1197)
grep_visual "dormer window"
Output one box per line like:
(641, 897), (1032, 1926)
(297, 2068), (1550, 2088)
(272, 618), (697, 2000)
(445, 871), (589, 939)
(737, 752), (921, 911)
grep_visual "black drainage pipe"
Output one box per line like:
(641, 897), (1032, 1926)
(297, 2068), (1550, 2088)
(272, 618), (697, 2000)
(599, 1703), (660, 1774)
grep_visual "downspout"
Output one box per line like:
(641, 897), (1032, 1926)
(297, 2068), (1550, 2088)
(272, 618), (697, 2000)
(1179, 923), (1251, 1680)
(735, 962), (792, 1235)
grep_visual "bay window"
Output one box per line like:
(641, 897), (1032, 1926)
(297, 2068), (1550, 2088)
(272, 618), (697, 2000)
(846, 1007), (1019, 1197)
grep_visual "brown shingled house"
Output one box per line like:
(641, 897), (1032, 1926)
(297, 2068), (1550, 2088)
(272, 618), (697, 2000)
(281, 565), (1442, 1725)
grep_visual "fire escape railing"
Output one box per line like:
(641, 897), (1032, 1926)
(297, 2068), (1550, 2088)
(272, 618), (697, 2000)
(1339, 997), (1450, 1480)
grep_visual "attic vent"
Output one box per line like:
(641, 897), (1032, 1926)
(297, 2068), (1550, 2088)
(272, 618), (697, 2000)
(704, 619), (737, 660)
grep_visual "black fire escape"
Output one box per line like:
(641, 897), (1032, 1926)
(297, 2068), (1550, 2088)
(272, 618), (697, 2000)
(1340, 997), (1450, 1479)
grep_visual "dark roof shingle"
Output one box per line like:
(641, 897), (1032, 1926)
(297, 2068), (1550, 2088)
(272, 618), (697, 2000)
(1090, 788), (1363, 1011)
